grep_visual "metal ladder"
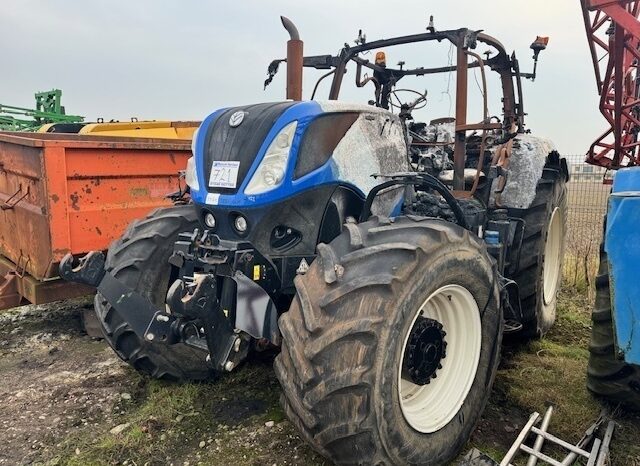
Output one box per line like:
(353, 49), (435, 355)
(500, 407), (615, 466)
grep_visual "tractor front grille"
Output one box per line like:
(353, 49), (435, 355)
(203, 102), (295, 194)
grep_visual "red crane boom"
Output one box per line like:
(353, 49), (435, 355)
(581, 0), (640, 168)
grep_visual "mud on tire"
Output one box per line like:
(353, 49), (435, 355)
(275, 216), (502, 465)
(587, 242), (640, 410)
(507, 154), (568, 338)
(94, 205), (212, 381)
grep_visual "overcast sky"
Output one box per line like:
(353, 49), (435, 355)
(2, 1), (602, 155)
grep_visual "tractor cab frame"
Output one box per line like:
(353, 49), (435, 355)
(267, 23), (545, 191)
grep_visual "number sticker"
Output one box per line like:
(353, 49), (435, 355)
(205, 193), (220, 205)
(208, 161), (240, 188)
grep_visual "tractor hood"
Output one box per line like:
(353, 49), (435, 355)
(188, 100), (408, 208)
(200, 102), (295, 195)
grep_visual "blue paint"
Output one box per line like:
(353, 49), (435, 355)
(190, 101), (357, 209)
(484, 230), (500, 245)
(605, 167), (640, 365)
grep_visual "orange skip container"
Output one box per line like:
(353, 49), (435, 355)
(0, 131), (191, 309)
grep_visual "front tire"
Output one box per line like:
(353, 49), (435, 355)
(275, 216), (502, 465)
(94, 205), (213, 381)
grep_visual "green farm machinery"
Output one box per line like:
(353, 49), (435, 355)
(0, 89), (84, 132)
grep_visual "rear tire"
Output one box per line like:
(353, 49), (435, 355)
(508, 155), (568, 338)
(587, 242), (640, 410)
(94, 205), (213, 381)
(275, 216), (502, 465)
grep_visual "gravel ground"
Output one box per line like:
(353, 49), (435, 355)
(0, 299), (324, 466)
(1, 292), (638, 465)
(0, 299), (137, 465)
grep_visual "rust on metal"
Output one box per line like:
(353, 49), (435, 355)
(0, 131), (191, 310)
(281, 16), (303, 101)
(0, 256), (93, 310)
(581, 0), (640, 167)
(453, 30), (470, 192)
(456, 122), (502, 131)
(0, 270), (21, 309)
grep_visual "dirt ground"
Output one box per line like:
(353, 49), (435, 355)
(1, 290), (639, 466)
(0, 299), (133, 465)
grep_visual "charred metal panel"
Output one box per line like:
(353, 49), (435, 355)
(293, 112), (358, 179)
(490, 135), (556, 209)
(318, 101), (409, 216)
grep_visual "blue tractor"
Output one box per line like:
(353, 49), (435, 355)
(581, 0), (640, 411)
(61, 18), (568, 464)
(587, 170), (640, 410)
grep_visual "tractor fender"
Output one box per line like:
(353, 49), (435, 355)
(490, 134), (559, 209)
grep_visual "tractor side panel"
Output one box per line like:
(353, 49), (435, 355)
(606, 167), (640, 365)
(318, 101), (409, 216)
(490, 134), (556, 209)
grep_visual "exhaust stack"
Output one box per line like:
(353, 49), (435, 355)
(281, 16), (303, 101)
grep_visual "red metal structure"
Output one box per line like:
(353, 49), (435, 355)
(582, 1), (640, 411)
(581, 0), (640, 168)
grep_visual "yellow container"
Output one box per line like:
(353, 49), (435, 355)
(39, 120), (200, 140)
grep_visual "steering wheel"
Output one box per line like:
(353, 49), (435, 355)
(390, 89), (428, 112)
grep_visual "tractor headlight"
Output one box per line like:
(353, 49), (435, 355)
(185, 156), (200, 191)
(204, 212), (216, 228)
(244, 121), (297, 195)
(234, 214), (248, 233)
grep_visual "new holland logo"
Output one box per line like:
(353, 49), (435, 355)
(228, 111), (245, 127)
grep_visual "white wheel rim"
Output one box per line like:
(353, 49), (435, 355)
(543, 207), (563, 305)
(398, 284), (482, 433)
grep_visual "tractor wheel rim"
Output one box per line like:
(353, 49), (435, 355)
(543, 207), (563, 305)
(398, 284), (482, 433)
